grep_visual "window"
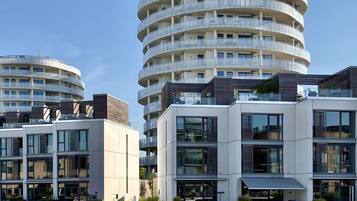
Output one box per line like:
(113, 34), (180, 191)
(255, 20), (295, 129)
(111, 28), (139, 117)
(242, 114), (283, 140)
(262, 73), (273, 78)
(1, 160), (23, 180)
(263, 17), (273, 21)
(27, 134), (52, 155)
(28, 183), (53, 201)
(314, 111), (355, 138)
(262, 36), (273, 41)
(242, 145), (283, 174)
(58, 155), (89, 178)
(197, 35), (204, 40)
(58, 182), (88, 201)
(313, 144), (354, 173)
(197, 54), (204, 60)
(177, 117), (217, 142)
(217, 33), (224, 39)
(33, 90), (44, 96)
(0, 138), (23, 157)
(33, 67), (44, 73)
(1, 184), (23, 200)
(313, 180), (355, 201)
(217, 71), (224, 77)
(238, 35), (253, 39)
(28, 158), (53, 179)
(33, 79), (44, 84)
(19, 91), (29, 96)
(227, 72), (234, 77)
(58, 130), (88, 152)
(238, 72), (253, 77)
(238, 53), (253, 59)
(177, 147), (217, 175)
(227, 52), (234, 59)
(177, 181), (217, 201)
(263, 54), (273, 60)
(226, 33), (233, 39)
(19, 79), (29, 84)
(217, 52), (224, 59)
(197, 73), (204, 79)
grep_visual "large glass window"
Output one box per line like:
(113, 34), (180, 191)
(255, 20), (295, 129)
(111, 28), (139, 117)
(313, 144), (354, 173)
(58, 182), (88, 201)
(0, 160), (23, 180)
(314, 111), (355, 138)
(177, 117), (217, 142)
(177, 181), (217, 201)
(313, 180), (355, 201)
(242, 145), (283, 174)
(58, 155), (89, 178)
(58, 130), (88, 152)
(27, 134), (52, 155)
(242, 114), (283, 140)
(0, 138), (23, 157)
(242, 182), (283, 201)
(28, 183), (53, 201)
(28, 158), (53, 179)
(1, 184), (23, 200)
(177, 147), (217, 175)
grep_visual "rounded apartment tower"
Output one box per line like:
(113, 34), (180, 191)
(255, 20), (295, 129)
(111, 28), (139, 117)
(0, 55), (84, 112)
(137, 0), (309, 173)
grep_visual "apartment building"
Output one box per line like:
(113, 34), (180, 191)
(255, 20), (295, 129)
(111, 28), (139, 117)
(0, 55), (84, 113)
(137, 0), (310, 174)
(157, 67), (357, 201)
(0, 94), (139, 201)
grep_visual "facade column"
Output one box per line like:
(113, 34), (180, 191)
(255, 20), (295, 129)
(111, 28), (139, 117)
(52, 123), (59, 200)
(22, 128), (28, 200)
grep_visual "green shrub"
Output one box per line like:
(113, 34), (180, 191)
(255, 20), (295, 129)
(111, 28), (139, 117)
(313, 198), (327, 201)
(147, 197), (159, 201)
(173, 196), (182, 201)
(139, 198), (148, 201)
(238, 195), (252, 201)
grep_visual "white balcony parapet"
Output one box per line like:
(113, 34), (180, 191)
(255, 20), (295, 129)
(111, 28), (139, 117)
(144, 101), (162, 115)
(142, 17), (305, 46)
(144, 118), (158, 131)
(139, 58), (308, 81)
(144, 38), (310, 63)
(138, 82), (166, 100)
(138, 0), (305, 34)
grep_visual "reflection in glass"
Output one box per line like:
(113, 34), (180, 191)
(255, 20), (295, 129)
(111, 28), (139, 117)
(313, 144), (354, 173)
(58, 155), (89, 178)
(1, 160), (23, 180)
(1, 184), (23, 200)
(27, 134), (52, 155)
(28, 183), (53, 201)
(177, 148), (217, 175)
(58, 182), (88, 201)
(242, 145), (283, 174)
(58, 130), (88, 152)
(28, 158), (53, 179)
(313, 180), (355, 201)
(0, 138), (23, 157)
(177, 117), (217, 142)
(177, 181), (217, 201)
(242, 114), (283, 140)
(314, 111), (354, 138)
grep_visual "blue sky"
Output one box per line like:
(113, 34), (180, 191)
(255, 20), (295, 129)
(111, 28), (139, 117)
(0, 1), (357, 133)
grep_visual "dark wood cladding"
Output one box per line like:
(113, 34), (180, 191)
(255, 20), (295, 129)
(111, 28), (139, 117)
(93, 94), (129, 125)
(213, 78), (233, 105)
(319, 67), (357, 97)
(277, 74), (298, 101)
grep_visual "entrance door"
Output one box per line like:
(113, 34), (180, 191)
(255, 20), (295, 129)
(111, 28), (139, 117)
(340, 186), (354, 201)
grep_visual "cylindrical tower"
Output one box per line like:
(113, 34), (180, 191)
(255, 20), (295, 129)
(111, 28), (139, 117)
(0, 55), (84, 112)
(137, 0), (310, 173)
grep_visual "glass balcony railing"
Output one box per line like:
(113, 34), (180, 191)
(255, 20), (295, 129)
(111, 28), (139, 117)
(173, 97), (216, 105)
(140, 155), (157, 166)
(302, 89), (352, 98)
(234, 93), (281, 102)
(140, 137), (157, 149)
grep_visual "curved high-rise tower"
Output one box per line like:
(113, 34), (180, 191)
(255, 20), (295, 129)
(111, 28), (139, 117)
(137, 0), (310, 173)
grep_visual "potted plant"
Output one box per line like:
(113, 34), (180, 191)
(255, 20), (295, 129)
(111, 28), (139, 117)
(238, 195), (252, 201)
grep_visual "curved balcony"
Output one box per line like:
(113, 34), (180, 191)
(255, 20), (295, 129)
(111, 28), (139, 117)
(144, 39), (310, 63)
(139, 58), (308, 81)
(140, 155), (157, 166)
(138, 82), (165, 101)
(0, 55), (81, 76)
(142, 17), (305, 46)
(0, 95), (74, 102)
(0, 83), (84, 98)
(144, 118), (158, 132)
(138, 0), (304, 35)
(0, 106), (32, 113)
(0, 69), (84, 89)
(138, 1), (309, 18)
(140, 137), (158, 149)
(144, 101), (162, 115)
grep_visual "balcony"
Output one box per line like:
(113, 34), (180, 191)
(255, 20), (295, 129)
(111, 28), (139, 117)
(144, 38), (310, 63)
(138, 82), (165, 101)
(143, 17), (304, 46)
(143, 101), (161, 115)
(173, 96), (216, 105)
(139, 58), (308, 80)
(140, 137), (157, 149)
(301, 89), (353, 99)
(138, 0), (304, 33)
(144, 118), (157, 132)
(140, 155), (157, 166)
(234, 93), (281, 102)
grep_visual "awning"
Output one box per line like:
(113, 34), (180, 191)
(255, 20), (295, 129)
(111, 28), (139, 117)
(241, 177), (305, 190)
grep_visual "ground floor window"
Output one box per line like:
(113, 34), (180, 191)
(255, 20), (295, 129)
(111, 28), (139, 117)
(241, 182), (283, 201)
(177, 181), (217, 201)
(58, 182), (88, 201)
(1, 183), (23, 200)
(313, 180), (355, 201)
(28, 183), (53, 201)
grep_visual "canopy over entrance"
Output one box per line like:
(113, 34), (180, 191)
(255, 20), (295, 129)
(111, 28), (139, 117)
(241, 177), (305, 190)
